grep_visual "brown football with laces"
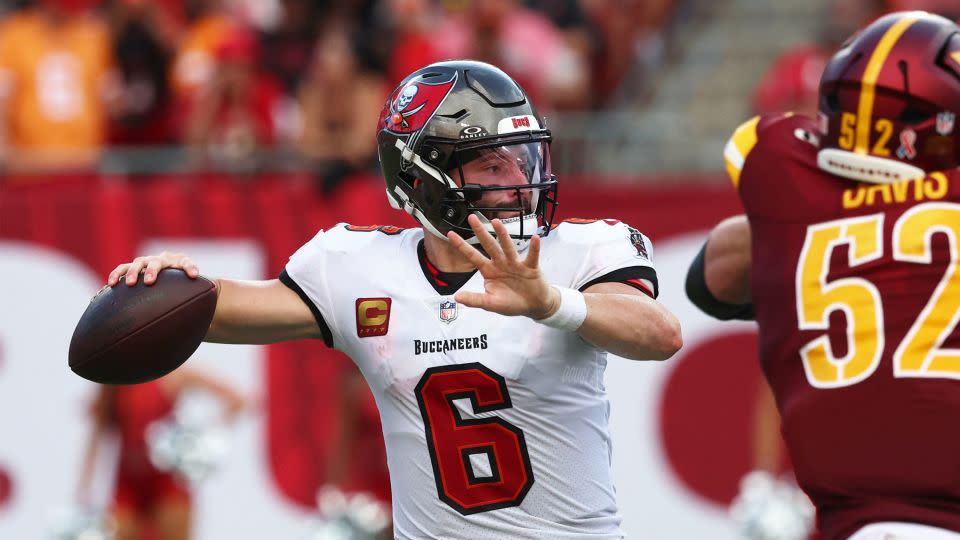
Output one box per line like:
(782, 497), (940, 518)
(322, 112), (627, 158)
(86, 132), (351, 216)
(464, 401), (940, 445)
(69, 269), (218, 384)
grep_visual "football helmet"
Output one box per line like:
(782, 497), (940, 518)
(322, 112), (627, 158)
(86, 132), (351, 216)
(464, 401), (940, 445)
(817, 11), (960, 183)
(376, 60), (557, 248)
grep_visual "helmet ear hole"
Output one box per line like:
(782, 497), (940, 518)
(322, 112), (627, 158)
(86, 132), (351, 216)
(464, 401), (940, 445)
(824, 91), (841, 114)
(820, 81), (843, 114)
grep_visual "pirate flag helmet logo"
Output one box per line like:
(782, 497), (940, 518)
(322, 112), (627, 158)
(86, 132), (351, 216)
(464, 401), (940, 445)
(381, 73), (456, 133)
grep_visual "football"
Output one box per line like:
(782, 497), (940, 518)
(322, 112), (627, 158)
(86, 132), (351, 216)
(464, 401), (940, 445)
(69, 269), (218, 384)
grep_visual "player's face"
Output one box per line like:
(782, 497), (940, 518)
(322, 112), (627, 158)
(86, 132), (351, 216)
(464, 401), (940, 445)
(450, 146), (535, 220)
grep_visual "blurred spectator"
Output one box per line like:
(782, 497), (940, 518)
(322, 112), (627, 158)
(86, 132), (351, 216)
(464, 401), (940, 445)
(169, 0), (234, 122)
(752, 47), (828, 118)
(383, 0), (446, 87)
(526, 0), (604, 105)
(433, 0), (590, 110)
(887, 0), (960, 21)
(297, 24), (387, 194)
(254, 0), (323, 148)
(258, 0), (321, 96)
(106, 0), (177, 145)
(752, 0), (884, 117)
(0, 0), (120, 173)
(78, 368), (247, 540)
(184, 26), (284, 172)
(0, 0), (29, 18)
(257, 0), (386, 93)
(324, 0), (388, 72)
(580, 0), (676, 107)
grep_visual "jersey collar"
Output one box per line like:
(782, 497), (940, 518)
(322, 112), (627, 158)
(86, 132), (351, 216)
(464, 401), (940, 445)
(417, 240), (477, 295)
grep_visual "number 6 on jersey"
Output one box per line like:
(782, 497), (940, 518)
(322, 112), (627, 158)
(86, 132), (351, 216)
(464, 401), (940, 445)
(415, 363), (535, 515)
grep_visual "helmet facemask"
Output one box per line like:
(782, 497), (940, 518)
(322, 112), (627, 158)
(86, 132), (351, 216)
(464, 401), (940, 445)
(391, 132), (557, 250)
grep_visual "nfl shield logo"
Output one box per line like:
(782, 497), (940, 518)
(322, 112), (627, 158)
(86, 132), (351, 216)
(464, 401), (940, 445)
(439, 300), (458, 323)
(937, 111), (956, 135)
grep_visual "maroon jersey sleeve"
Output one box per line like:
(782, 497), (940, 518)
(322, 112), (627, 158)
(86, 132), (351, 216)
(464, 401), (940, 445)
(723, 114), (960, 539)
(723, 113), (825, 220)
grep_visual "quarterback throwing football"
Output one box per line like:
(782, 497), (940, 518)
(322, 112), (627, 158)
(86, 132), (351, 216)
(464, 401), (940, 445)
(108, 61), (682, 539)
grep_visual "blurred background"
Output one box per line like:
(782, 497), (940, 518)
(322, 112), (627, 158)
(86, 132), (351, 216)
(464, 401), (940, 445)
(1, 0), (957, 538)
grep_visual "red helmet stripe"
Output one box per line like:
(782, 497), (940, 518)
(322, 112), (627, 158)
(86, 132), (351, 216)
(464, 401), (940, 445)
(855, 15), (919, 154)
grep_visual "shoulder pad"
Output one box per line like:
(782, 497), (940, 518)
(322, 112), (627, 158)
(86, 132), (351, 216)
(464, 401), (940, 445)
(318, 224), (412, 253)
(723, 113), (803, 188)
(550, 219), (629, 245)
(549, 219), (653, 262)
(543, 219), (655, 289)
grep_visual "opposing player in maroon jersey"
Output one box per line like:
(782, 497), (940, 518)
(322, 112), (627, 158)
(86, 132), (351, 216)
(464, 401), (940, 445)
(686, 11), (960, 540)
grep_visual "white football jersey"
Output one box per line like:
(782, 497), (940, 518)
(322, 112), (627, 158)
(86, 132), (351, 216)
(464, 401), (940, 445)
(283, 220), (657, 540)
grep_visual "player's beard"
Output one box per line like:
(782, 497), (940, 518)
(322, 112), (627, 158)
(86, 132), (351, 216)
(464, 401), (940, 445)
(478, 195), (533, 221)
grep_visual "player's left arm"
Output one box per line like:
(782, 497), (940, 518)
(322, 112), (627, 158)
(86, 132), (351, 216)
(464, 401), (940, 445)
(448, 215), (682, 361)
(686, 214), (754, 319)
(578, 281), (682, 360)
(689, 112), (777, 319)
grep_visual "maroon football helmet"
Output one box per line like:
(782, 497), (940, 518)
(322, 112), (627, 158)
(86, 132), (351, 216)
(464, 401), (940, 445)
(817, 11), (960, 182)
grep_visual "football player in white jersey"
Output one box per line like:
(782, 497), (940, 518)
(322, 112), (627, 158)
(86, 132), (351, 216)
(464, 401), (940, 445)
(107, 61), (683, 539)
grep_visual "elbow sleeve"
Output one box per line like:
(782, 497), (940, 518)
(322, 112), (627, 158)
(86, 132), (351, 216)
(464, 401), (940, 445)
(685, 242), (755, 321)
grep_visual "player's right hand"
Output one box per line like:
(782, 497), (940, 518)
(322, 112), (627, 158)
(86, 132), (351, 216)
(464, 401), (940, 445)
(447, 215), (555, 319)
(107, 252), (199, 286)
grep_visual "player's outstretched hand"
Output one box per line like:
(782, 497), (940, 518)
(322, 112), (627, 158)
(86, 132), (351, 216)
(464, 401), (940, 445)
(447, 214), (560, 320)
(107, 252), (199, 287)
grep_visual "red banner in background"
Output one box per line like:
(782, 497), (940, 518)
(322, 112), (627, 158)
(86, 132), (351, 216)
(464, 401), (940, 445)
(0, 173), (740, 279)
(1, 173), (754, 510)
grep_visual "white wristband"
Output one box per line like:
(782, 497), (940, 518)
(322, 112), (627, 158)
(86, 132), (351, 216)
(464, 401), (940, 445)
(536, 287), (587, 332)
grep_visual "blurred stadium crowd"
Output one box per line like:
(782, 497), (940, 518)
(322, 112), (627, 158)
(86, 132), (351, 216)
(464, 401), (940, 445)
(0, 0), (678, 187)
(1, 0), (954, 184)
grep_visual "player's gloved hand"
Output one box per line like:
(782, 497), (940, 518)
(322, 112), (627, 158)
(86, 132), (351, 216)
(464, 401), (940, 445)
(729, 470), (815, 540)
(447, 214), (560, 320)
(107, 251), (199, 286)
